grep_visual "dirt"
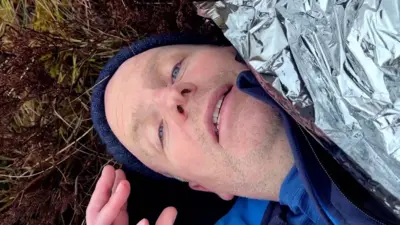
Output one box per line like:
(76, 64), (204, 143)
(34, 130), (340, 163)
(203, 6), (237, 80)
(0, 1), (226, 224)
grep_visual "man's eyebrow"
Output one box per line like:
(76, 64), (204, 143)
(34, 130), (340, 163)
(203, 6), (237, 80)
(131, 105), (142, 146)
(131, 104), (158, 158)
(143, 50), (162, 89)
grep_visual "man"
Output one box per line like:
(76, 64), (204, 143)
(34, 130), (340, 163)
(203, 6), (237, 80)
(88, 33), (399, 225)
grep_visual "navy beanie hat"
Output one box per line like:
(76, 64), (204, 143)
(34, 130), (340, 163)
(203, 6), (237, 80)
(91, 33), (229, 180)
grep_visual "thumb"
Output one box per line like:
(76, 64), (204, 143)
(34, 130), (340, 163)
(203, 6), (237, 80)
(155, 207), (177, 225)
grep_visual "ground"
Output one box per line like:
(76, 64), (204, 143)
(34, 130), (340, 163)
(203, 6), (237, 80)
(0, 1), (225, 224)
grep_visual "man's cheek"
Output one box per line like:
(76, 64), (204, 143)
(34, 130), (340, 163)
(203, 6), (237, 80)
(169, 145), (209, 175)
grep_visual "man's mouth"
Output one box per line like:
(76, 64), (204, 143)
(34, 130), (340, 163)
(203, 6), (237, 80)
(212, 92), (228, 138)
(206, 85), (233, 142)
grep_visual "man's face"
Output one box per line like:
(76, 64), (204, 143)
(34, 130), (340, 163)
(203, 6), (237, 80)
(105, 45), (292, 200)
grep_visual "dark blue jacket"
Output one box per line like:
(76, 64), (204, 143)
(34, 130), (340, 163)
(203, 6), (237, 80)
(236, 70), (400, 225)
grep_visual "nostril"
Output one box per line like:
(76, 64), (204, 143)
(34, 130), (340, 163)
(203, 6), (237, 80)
(177, 105), (184, 114)
(181, 89), (191, 95)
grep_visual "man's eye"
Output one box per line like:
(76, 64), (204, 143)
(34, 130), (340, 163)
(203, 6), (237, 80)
(158, 122), (164, 147)
(171, 62), (181, 82)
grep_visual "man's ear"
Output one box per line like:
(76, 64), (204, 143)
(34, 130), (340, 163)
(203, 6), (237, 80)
(189, 182), (234, 201)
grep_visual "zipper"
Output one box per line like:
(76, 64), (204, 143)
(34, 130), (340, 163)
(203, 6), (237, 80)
(297, 125), (386, 225)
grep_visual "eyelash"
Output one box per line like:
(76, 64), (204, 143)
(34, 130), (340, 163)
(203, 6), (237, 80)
(158, 123), (164, 148)
(171, 62), (182, 83)
(158, 61), (183, 148)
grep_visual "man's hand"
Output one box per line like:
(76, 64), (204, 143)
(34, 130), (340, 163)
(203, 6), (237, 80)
(86, 165), (130, 225)
(86, 165), (178, 225)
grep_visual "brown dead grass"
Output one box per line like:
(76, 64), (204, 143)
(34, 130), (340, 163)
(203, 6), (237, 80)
(0, 1), (224, 224)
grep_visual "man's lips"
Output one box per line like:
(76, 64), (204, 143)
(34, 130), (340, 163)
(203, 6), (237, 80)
(205, 84), (233, 143)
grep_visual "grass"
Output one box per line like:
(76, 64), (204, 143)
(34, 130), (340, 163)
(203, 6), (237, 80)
(0, 0), (222, 224)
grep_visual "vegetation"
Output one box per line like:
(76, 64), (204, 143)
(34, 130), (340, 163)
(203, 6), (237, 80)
(0, 1), (221, 224)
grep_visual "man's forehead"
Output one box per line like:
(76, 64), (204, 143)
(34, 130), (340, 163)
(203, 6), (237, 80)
(111, 51), (163, 152)
(110, 48), (161, 90)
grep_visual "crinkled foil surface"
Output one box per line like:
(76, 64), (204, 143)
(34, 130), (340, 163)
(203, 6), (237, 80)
(196, 0), (400, 216)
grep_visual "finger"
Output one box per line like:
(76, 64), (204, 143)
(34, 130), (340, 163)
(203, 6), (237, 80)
(112, 169), (129, 210)
(112, 210), (129, 225)
(155, 207), (177, 225)
(136, 218), (150, 225)
(112, 169), (126, 193)
(86, 165), (115, 225)
(96, 180), (131, 225)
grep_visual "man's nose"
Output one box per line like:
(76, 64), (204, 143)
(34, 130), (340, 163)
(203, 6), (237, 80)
(153, 82), (197, 118)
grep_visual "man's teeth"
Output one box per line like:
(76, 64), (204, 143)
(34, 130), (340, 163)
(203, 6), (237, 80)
(216, 98), (223, 108)
(213, 95), (226, 134)
(213, 99), (223, 122)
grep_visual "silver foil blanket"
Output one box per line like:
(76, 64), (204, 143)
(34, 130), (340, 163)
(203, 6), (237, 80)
(195, 0), (400, 216)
